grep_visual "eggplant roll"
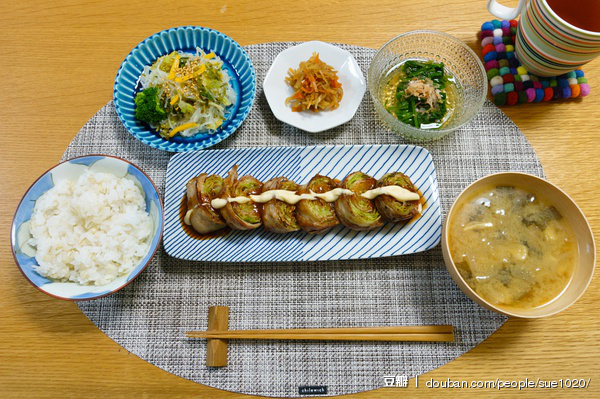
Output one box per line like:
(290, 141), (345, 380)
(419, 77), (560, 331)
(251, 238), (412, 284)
(186, 174), (227, 234)
(261, 177), (301, 233)
(295, 175), (340, 234)
(334, 172), (383, 231)
(219, 165), (263, 230)
(374, 172), (420, 222)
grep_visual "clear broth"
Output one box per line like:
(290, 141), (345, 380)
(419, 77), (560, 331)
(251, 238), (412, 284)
(378, 62), (458, 129)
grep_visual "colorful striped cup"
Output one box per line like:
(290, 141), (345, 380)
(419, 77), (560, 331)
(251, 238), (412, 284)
(487, 0), (600, 76)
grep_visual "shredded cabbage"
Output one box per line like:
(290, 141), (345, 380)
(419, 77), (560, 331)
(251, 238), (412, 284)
(138, 48), (236, 138)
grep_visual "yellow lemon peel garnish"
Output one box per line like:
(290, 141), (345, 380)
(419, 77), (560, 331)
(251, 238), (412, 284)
(168, 122), (198, 137)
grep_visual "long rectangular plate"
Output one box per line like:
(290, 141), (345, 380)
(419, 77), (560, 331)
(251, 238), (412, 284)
(163, 145), (441, 262)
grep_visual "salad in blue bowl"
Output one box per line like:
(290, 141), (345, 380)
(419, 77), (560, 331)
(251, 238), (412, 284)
(114, 26), (256, 152)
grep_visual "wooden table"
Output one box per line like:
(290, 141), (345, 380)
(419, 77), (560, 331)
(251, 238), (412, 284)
(1, 1), (598, 397)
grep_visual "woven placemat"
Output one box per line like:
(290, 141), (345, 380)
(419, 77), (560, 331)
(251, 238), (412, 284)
(63, 43), (544, 397)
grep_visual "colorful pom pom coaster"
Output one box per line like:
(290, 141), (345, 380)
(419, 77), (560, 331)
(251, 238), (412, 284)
(480, 19), (590, 106)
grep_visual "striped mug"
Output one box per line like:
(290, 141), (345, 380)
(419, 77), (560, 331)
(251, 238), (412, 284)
(487, 0), (600, 76)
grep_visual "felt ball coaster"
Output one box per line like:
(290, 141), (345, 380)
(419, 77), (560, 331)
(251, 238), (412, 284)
(480, 19), (590, 106)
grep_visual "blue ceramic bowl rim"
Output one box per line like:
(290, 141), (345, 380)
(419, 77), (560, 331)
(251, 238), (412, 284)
(10, 154), (165, 301)
(113, 26), (257, 152)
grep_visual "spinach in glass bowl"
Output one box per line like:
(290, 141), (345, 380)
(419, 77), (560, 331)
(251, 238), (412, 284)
(384, 60), (455, 129)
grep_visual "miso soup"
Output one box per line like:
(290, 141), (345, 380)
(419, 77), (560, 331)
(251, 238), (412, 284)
(448, 185), (577, 310)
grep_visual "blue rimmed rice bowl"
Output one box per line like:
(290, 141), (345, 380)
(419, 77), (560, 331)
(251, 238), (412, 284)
(11, 155), (164, 301)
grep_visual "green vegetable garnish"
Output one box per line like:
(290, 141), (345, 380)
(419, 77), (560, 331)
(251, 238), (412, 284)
(158, 52), (178, 72)
(199, 87), (215, 102)
(179, 101), (195, 115)
(134, 87), (167, 125)
(386, 60), (451, 129)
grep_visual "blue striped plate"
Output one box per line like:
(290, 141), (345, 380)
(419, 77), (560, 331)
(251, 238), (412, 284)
(113, 26), (256, 152)
(163, 145), (441, 262)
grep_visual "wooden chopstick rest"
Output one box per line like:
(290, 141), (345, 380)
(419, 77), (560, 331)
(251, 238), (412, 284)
(194, 306), (454, 367)
(205, 306), (229, 367)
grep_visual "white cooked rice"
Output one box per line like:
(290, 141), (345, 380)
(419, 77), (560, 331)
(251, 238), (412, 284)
(29, 170), (153, 286)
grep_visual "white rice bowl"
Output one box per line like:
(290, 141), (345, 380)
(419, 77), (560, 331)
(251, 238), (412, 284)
(28, 170), (153, 286)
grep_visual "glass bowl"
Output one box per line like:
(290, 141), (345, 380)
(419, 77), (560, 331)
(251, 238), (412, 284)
(368, 30), (487, 141)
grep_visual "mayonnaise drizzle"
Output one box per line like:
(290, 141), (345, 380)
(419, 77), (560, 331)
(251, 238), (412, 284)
(210, 198), (229, 209)
(209, 186), (419, 210)
(312, 188), (354, 202)
(249, 189), (314, 205)
(184, 209), (193, 225)
(360, 186), (420, 202)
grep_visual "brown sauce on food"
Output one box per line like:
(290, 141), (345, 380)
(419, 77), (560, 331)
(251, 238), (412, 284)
(407, 188), (426, 224)
(179, 194), (230, 240)
(256, 202), (265, 218)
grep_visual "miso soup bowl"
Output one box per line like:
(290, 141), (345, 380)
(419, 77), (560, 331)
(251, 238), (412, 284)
(441, 172), (595, 318)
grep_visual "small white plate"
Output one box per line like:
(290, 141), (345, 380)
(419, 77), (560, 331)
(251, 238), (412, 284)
(263, 41), (366, 133)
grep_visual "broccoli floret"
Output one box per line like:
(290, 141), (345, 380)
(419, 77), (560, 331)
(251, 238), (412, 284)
(134, 87), (167, 125)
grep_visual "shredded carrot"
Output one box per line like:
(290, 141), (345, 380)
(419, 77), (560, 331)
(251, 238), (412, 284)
(285, 52), (343, 112)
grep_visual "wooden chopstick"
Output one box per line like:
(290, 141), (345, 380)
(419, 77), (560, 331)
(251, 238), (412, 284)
(186, 325), (454, 342)
(188, 333), (453, 342)
(188, 325), (452, 335)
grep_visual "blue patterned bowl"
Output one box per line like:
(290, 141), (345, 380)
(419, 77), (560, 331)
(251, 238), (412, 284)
(114, 26), (256, 152)
(11, 155), (164, 301)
